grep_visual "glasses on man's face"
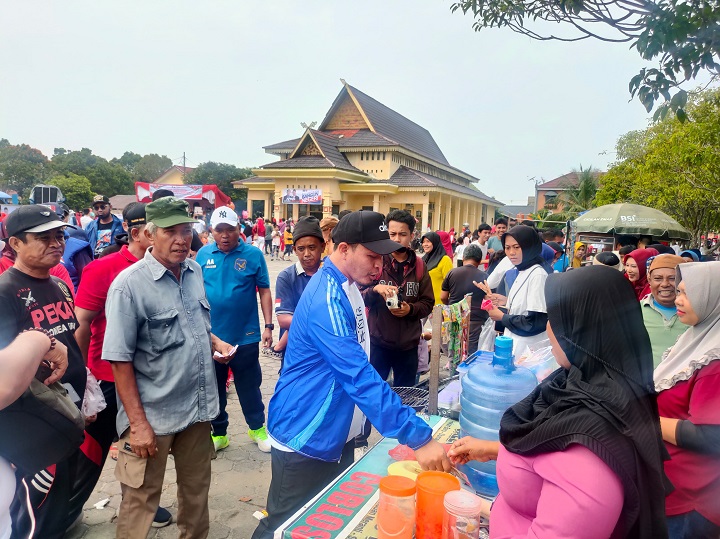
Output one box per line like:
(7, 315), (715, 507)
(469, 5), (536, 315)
(93, 204), (108, 210)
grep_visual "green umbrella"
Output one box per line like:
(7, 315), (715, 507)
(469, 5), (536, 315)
(574, 203), (691, 240)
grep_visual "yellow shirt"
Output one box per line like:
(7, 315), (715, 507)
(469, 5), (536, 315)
(284, 229), (293, 245)
(428, 255), (453, 305)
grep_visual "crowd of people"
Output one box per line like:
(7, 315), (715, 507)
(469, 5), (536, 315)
(0, 199), (718, 539)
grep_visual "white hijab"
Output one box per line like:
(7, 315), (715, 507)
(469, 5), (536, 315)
(654, 262), (720, 391)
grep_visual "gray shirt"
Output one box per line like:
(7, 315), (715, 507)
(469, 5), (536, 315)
(102, 249), (219, 437)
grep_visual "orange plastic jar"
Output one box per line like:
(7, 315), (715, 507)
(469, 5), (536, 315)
(415, 471), (461, 539)
(377, 475), (416, 539)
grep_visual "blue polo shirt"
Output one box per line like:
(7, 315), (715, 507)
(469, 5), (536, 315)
(196, 241), (270, 345)
(275, 261), (313, 340)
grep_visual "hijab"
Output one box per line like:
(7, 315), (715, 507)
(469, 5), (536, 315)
(437, 230), (453, 257)
(422, 232), (448, 271)
(654, 262), (720, 390)
(572, 241), (585, 268)
(623, 247), (659, 300)
(541, 243), (555, 265)
(679, 249), (699, 262)
(502, 225), (552, 290)
(500, 266), (669, 538)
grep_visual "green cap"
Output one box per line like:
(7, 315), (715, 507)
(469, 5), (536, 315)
(145, 196), (197, 228)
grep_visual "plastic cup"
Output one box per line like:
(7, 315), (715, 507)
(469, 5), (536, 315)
(442, 489), (485, 539)
(415, 471), (461, 539)
(377, 475), (416, 539)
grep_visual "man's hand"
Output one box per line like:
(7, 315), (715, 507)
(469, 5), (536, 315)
(130, 420), (157, 458)
(373, 284), (398, 301)
(261, 328), (273, 349)
(43, 340), (68, 385)
(389, 301), (411, 318)
(211, 334), (237, 364)
(447, 437), (500, 466)
(414, 439), (451, 472)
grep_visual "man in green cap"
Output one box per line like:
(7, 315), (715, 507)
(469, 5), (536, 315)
(102, 196), (236, 539)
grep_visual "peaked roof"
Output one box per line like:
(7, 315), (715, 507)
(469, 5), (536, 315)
(389, 166), (500, 204)
(536, 171), (602, 190)
(261, 129), (361, 173)
(319, 82), (449, 165)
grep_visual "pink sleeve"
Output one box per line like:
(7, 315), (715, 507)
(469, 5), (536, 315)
(491, 445), (624, 539)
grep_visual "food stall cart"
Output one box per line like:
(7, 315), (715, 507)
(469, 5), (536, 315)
(274, 417), (468, 539)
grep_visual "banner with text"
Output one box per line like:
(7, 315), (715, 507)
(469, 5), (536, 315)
(281, 188), (322, 205)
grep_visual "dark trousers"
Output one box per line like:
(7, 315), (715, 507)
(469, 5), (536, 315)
(212, 342), (265, 435)
(251, 442), (355, 539)
(370, 343), (418, 387)
(355, 343), (418, 448)
(667, 511), (720, 539)
(11, 381), (118, 538)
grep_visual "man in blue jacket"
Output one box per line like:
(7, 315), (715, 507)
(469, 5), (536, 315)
(85, 194), (124, 258)
(253, 210), (450, 539)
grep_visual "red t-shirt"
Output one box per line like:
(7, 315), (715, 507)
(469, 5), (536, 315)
(0, 255), (75, 291)
(657, 359), (720, 525)
(75, 246), (139, 382)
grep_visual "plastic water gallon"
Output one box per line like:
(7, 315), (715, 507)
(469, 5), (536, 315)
(458, 335), (537, 496)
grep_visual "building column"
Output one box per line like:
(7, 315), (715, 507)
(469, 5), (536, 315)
(246, 194), (255, 218)
(434, 193), (442, 231)
(322, 195), (332, 219)
(373, 194), (380, 212)
(292, 203), (299, 222)
(421, 200), (429, 234)
(448, 196), (454, 232)
(462, 199), (469, 227)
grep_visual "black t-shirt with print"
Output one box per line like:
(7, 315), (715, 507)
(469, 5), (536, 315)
(94, 220), (114, 256)
(442, 264), (490, 323)
(0, 268), (86, 404)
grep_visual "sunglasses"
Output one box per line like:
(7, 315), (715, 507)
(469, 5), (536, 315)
(93, 204), (108, 210)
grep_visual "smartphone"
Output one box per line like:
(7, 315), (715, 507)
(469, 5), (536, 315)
(35, 360), (53, 382)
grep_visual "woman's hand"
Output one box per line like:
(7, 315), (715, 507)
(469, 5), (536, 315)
(447, 437), (500, 465)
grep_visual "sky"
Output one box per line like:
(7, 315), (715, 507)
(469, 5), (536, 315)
(0, 0), (665, 204)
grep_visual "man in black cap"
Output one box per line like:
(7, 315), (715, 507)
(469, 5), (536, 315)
(0, 205), (88, 537)
(73, 202), (172, 528)
(85, 194), (124, 258)
(254, 210), (451, 539)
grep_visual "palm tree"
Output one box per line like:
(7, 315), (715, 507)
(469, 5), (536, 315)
(557, 165), (600, 217)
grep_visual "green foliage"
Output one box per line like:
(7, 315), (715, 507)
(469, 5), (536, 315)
(450, 0), (720, 117)
(48, 173), (95, 210)
(51, 148), (133, 197)
(111, 151), (142, 173)
(0, 141), (50, 197)
(556, 165), (600, 215)
(186, 162), (253, 201)
(596, 87), (720, 244)
(133, 154), (172, 183)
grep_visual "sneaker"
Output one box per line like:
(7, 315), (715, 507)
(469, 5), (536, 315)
(152, 506), (173, 528)
(354, 446), (369, 461)
(248, 426), (271, 453)
(262, 347), (283, 361)
(212, 434), (229, 451)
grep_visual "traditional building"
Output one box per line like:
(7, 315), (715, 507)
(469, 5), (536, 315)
(234, 81), (502, 231)
(153, 165), (195, 186)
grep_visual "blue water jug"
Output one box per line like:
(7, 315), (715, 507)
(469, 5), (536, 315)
(458, 335), (538, 496)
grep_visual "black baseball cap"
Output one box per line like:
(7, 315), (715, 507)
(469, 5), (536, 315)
(4, 205), (74, 239)
(92, 194), (110, 206)
(331, 210), (402, 255)
(123, 202), (147, 226)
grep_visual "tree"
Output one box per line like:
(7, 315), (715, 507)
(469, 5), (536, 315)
(51, 148), (133, 197)
(0, 142), (50, 197)
(48, 173), (95, 210)
(111, 151), (142, 173)
(185, 162), (253, 201)
(596, 87), (720, 244)
(556, 165), (600, 215)
(449, 0), (720, 119)
(133, 153), (173, 183)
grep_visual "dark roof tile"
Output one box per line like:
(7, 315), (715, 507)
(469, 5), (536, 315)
(389, 167), (501, 204)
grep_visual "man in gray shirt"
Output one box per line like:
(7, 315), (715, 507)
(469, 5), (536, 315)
(103, 197), (235, 539)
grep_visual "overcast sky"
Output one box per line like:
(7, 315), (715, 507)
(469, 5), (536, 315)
(1, 0), (664, 204)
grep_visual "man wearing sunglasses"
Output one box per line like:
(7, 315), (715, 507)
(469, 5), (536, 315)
(85, 195), (124, 258)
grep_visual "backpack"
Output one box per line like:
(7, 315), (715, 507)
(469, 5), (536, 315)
(0, 379), (85, 475)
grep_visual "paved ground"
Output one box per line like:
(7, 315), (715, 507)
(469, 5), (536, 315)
(66, 252), (324, 539)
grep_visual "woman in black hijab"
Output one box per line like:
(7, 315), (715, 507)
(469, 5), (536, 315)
(451, 265), (669, 538)
(421, 231), (453, 304)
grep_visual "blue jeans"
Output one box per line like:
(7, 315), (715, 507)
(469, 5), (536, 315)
(667, 510), (720, 539)
(212, 342), (265, 435)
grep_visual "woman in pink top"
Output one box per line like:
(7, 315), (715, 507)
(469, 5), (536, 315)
(450, 265), (669, 538)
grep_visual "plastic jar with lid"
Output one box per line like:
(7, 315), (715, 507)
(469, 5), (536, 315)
(415, 471), (461, 539)
(376, 475), (416, 539)
(442, 489), (486, 539)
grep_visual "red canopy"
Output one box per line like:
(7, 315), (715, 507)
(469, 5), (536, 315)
(135, 182), (231, 207)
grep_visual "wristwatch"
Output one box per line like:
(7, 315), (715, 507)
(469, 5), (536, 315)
(264, 324), (275, 330)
